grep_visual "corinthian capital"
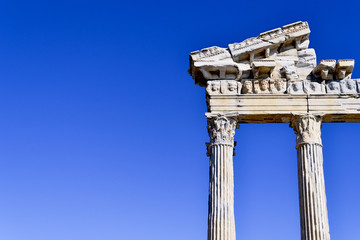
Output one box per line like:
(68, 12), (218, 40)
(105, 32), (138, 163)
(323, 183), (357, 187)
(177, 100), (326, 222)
(290, 114), (323, 148)
(207, 114), (238, 145)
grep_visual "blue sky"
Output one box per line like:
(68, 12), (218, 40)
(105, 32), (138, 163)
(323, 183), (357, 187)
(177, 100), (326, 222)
(0, 0), (359, 240)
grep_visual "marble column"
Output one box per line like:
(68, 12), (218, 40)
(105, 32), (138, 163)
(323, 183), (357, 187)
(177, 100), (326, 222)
(206, 114), (238, 240)
(290, 114), (330, 240)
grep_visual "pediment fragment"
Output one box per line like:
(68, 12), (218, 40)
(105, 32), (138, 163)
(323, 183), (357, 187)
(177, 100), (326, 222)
(189, 21), (357, 96)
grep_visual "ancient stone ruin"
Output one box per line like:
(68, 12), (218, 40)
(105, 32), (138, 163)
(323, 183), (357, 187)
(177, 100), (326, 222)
(188, 21), (358, 240)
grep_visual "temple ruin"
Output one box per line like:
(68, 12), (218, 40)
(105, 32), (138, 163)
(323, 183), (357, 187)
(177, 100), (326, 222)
(188, 21), (359, 240)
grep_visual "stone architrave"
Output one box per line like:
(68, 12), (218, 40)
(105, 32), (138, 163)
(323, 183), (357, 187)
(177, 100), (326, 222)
(290, 114), (330, 240)
(188, 21), (360, 240)
(206, 113), (238, 240)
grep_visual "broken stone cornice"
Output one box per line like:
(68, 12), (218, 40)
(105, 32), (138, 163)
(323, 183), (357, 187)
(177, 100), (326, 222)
(228, 21), (310, 62)
(189, 21), (356, 87)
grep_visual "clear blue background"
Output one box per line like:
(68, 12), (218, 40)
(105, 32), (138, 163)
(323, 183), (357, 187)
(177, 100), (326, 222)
(0, 0), (359, 239)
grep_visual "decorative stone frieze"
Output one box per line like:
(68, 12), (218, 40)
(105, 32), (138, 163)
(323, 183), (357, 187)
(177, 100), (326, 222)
(206, 80), (242, 95)
(326, 80), (341, 94)
(205, 78), (360, 96)
(303, 81), (326, 95)
(270, 79), (287, 94)
(241, 79), (253, 94)
(356, 79), (360, 91)
(340, 79), (357, 94)
(206, 79), (289, 95)
(288, 81), (305, 94)
(254, 79), (270, 94)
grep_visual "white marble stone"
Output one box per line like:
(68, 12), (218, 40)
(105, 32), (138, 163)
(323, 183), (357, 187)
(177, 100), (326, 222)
(288, 81), (305, 95)
(270, 79), (287, 94)
(254, 79), (271, 94)
(290, 114), (330, 240)
(340, 79), (357, 94)
(206, 114), (238, 240)
(313, 60), (336, 80)
(304, 81), (326, 95)
(326, 80), (341, 94)
(189, 21), (360, 240)
(241, 80), (253, 94)
(336, 59), (354, 79)
(282, 65), (299, 80)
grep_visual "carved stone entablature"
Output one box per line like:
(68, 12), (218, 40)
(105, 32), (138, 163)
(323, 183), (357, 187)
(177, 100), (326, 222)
(246, 78), (287, 94)
(190, 46), (231, 62)
(228, 21), (310, 62)
(336, 59), (354, 80)
(206, 79), (288, 95)
(326, 80), (341, 94)
(252, 60), (276, 79)
(206, 80), (242, 95)
(196, 62), (241, 81)
(288, 81), (305, 95)
(205, 79), (360, 96)
(296, 49), (317, 68)
(356, 79), (360, 92)
(313, 60), (336, 80)
(325, 79), (358, 94)
(304, 81), (326, 95)
(191, 22), (360, 240)
(282, 65), (299, 80)
(254, 79), (270, 94)
(189, 60), (251, 86)
(189, 46), (238, 86)
(282, 21), (310, 38)
(242, 80), (253, 94)
(290, 114), (323, 148)
(288, 80), (326, 95)
(229, 29), (284, 62)
(283, 22), (310, 51)
(189, 21), (314, 87)
(206, 114), (238, 146)
(313, 59), (355, 81)
(189, 21), (358, 97)
(340, 79), (357, 94)
(270, 79), (287, 94)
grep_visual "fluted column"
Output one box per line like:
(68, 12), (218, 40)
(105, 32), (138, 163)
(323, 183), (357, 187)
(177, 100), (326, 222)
(206, 114), (238, 240)
(290, 114), (330, 240)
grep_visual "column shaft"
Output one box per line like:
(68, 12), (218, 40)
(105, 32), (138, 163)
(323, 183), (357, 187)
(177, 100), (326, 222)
(297, 143), (329, 240)
(291, 114), (330, 240)
(207, 114), (237, 240)
(208, 144), (235, 240)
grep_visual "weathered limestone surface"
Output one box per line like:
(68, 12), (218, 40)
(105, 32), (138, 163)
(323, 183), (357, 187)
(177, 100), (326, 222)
(188, 21), (358, 240)
(290, 114), (330, 240)
(206, 114), (238, 240)
(189, 21), (359, 122)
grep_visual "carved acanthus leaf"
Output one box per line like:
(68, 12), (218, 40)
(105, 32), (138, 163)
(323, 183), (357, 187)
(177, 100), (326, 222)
(207, 114), (238, 145)
(290, 114), (322, 148)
